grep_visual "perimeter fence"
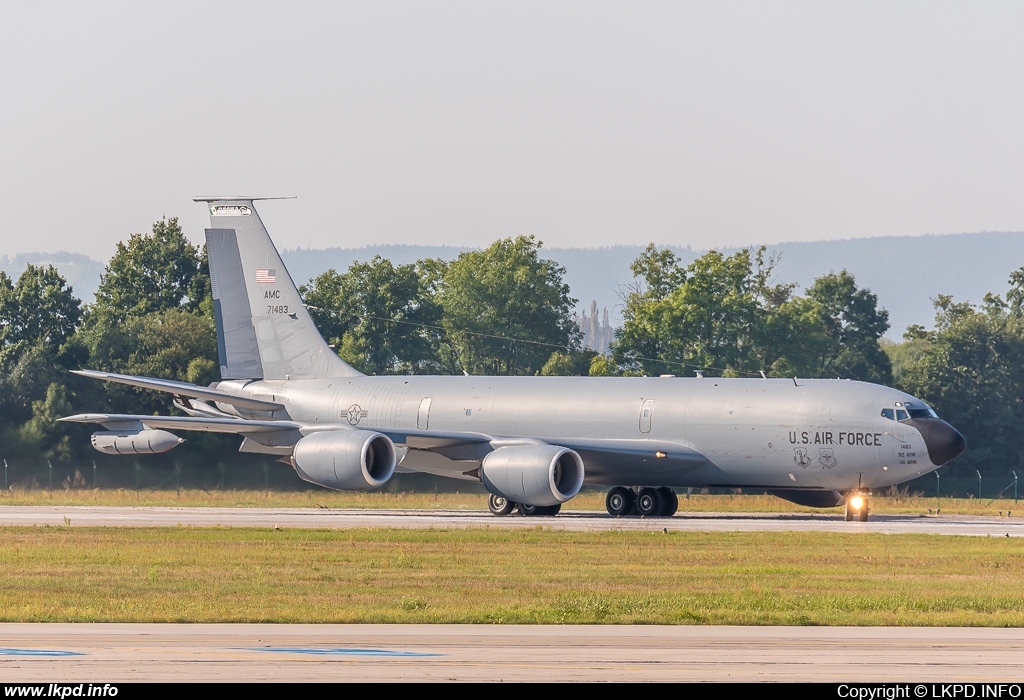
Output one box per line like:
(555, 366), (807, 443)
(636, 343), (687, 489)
(0, 456), (1018, 501)
(0, 456), (487, 494)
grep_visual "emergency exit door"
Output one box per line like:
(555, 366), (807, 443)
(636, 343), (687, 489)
(639, 399), (655, 433)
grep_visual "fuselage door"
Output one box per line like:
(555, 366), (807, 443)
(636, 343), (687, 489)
(417, 397), (432, 430)
(639, 399), (655, 434)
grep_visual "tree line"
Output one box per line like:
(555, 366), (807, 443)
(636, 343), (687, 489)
(0, 217), (1020, 482)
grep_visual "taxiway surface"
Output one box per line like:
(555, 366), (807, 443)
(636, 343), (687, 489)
(3, 624), (1024, 682)
(0, 505), (1021, 536)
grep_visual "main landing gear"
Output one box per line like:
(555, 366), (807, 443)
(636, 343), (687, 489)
(844, 492), (870, 522)
(487, 494), (562, 517)
(605, 486), (678, 517)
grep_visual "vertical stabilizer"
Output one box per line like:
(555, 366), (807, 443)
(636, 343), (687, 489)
(197, 197), (362, 380)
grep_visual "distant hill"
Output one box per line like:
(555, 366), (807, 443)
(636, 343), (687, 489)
(280, 232), (1024, 338)
(0, 252), (104, 301)
(8, 232), (1024, 339)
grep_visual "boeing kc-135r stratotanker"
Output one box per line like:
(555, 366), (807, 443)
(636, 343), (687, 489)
(62, 198), (966, 521)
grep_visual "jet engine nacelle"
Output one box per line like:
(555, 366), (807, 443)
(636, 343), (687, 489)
(480, 445), (585, 507)
(90, 429), (184, 455)
(291, 429), (396, 491)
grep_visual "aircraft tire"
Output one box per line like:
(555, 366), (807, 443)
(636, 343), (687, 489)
(844, 502), (854, 521)
(636, 487), (664, 517)
(859, 500), (869, 522)
(605, 487), (635, 516)
(519, 503), (561, 517)
(488, 494), (516, 516)
(658, 487), (678, 517)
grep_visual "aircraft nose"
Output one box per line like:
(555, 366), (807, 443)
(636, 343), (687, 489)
(909, 419), (966, 466)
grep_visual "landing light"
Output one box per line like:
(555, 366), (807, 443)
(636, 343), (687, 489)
(849, 495), (865, 511)
(655, 451), (667, 459)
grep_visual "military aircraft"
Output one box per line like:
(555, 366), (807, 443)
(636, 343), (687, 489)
(62, 198), (966, 521)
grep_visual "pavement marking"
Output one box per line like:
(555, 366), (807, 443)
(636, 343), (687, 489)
(244, 647), (442, 657)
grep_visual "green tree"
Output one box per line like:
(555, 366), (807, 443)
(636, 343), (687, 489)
(612, 249), (893, 382)
(0, 264), (82, 370)
(76, 216), (218, 425)
(893, 286), (1024, 478)
(614, 247), (793, 376)
(588, 354), (620, 377)
(0, 265), (88, 460)
(539, 349), (598, 376)
(84, 309), (218, 416)
(300, 256), (445, 375)
(439, 236), (580, 375)
(91, 217), (210, 322)
(17, 383), (75, 461)
(805, 270), (892, 384)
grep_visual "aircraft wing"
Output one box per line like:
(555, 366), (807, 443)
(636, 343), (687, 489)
(61, 413), (706, 481)
(60, 413), (301, 433)
(71, 370), (284, 412)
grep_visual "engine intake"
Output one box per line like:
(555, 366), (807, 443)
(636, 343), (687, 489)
(91, 429), (184, 455)
(291, 430), (396, 491)
(480, 445), (584, 507)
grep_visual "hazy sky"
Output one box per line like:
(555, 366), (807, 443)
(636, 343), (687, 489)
(2, 1), (1022, 260)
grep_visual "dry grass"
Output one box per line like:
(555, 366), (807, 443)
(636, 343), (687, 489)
(1, 527), (1023, 625)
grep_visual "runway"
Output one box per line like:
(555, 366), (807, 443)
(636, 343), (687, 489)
(2, 510), (1022, 682)
(0, 505), (1022, 536)
(3, 624), (1024, 682)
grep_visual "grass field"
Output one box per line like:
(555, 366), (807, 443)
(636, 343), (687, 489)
(1, 527), (1022, 625)
(0, 487), (1020, 516)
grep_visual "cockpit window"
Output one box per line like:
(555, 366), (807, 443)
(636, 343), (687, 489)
(903, 401), (939, 419)
(882, 403), (939, 421)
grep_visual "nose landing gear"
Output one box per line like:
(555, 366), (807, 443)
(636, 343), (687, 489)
(844, 492), (870, 522)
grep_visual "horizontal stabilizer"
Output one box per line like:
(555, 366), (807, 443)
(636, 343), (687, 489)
(71, 370), (284, 411)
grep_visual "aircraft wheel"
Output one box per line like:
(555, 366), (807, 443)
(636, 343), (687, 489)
(488, 494), (516, 516)
(518, 503), (538, 516)
(658, 487), (678, 517)
(845, 493), (868, 522)
(606, 487), (635, 516)
(636, 487), (664, 517)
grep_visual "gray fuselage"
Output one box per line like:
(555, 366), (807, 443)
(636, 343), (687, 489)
(218, 374), (940, 491)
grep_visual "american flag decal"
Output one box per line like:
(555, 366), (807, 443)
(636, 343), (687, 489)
(256, 269), (277, 284)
